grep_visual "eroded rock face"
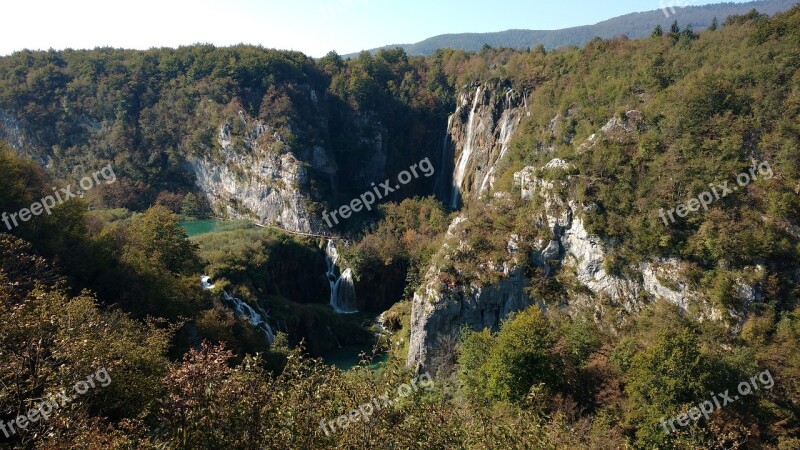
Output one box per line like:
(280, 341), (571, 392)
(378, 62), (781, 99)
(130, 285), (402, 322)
(449, 81), (527, 209)
(187, 119), (330, 233)
(407, 159), (711, 372)
(518, 159), (710, 314)
(0, 110), (27, 151)
(407, 100), (758, 374)
(407, 217), (535, 373)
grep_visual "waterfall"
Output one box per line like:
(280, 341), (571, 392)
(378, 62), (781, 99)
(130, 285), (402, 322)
(201, 275), (216, 290)
(325, 240), (358, 314)
(222, 291), (275, 345)
(479, 109), (518, 195)
(202, 275), (275, 345)
(451, 86), (482, 209)
(334, 268), (357, 312)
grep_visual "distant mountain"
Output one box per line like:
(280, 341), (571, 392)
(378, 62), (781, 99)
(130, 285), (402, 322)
(346, 0), (798, 57)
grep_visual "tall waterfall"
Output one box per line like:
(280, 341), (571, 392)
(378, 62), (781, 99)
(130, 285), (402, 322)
(479, 108), (518, 195)
(202, 276), (275, 345)
(325, 240), (358, 314)
(451, 86), (482, 209)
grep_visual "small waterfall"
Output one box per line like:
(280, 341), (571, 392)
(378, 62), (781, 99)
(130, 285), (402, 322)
(334, 268), (357, 312)
(451, 86), (482, 210)
(202, 275), (275, 345)
(523, 89), (529, 114)
(325, 240), (358, 314)
(222, 291), (275, 345)
(201, 275), (216, 290)
(325, 239), (340, 307)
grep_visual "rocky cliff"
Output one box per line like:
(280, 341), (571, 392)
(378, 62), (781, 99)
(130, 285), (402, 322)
(448, 81), (527, 209)
(408, 101), (760, 373)
(407, 212), (537, 373)
(187, 115), (333, 233)
(0, 47), (443, 236)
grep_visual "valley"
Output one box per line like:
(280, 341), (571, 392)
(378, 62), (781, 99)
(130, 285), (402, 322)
(0, 3), (799, 448)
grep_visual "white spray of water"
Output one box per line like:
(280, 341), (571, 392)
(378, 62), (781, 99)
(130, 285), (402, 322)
(202, 276), (275, 345)
(479, 108), (519, 195)
(325, 240), (358, 314)
(451, 86), (483, 209)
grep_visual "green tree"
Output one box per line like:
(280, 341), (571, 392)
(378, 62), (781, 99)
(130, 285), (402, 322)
(481, 307), (558, 403)
(125, 206), (202, 276)
(625, 329), (728, 448)
(180, 192), (202, 218)
(457, 327), (494, 401)
(318, 50), (345, 75)
(681, 24), (697, 40)
(651, 24), (664, 37)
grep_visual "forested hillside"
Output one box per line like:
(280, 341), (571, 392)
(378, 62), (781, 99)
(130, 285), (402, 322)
(0, 45), (451, 223)
(0, 5), (798, 449)
(354, 0), (797, 56)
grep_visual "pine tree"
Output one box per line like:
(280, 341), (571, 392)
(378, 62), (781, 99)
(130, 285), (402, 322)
(682, 24), (696, 40)
(670, 20), (680, 34)
(709, 17), (719, 31)
(652, 24), (664, 37)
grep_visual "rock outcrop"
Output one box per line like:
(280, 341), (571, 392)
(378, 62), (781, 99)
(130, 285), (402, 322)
(0, 110), (48, 166)
(188, 120), (319, 233)
(407, 156), (710, 373)
(449, 81), (527, 209)
(407, 104), (752, 374)
(407, 216), (536, 373)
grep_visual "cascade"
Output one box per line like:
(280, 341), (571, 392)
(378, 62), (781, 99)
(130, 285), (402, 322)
(201, 275), (275, 345)
(451, 86), (482, 209)
(479, 109), (518, 194)
(222, 291), (275, 345)
(325, 240), (358, 314)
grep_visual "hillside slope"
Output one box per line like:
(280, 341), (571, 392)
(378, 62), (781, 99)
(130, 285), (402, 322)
(0, 6), (799, 450)
(350, 0), (797, 56)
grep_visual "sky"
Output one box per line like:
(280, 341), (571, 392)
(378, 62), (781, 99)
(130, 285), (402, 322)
(1, 0), (753, 58)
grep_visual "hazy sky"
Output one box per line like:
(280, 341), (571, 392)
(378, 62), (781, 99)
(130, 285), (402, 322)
(1, 0), (752, 57)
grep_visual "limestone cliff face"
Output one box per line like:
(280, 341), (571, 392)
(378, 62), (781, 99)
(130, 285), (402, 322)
(407, 216), (536, 372)
(185, 106), (395, 233)
(407, 103), (758, 373)
(516, 160), (702, 316)
(407, 158), (710, 373)
(187, 117), (333, 233)
(0, 110), (27, 152)
(448, 81), (527, 209)
(1, 79), (396, 236)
